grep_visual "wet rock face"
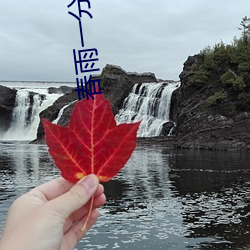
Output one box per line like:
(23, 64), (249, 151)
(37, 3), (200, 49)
(160, 122), (175, 136)
(48, 86), (74, 94)
(175, 55), (250, 151)
(36, 90), (78, 139)
(36, 85), (75, 139)
(0, 85), (17, 132)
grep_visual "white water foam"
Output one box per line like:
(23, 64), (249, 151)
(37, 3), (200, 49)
(115, 82), (180, 137)
(52, 100), (77, 124)
(1, 88), (62, 141)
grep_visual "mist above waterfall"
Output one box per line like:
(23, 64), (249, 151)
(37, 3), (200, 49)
(115, 82), (180, 137)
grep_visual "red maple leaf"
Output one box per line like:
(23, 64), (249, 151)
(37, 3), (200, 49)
(42, 93), (140, 183)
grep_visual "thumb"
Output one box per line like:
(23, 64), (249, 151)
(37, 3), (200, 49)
(47, 174), (99, 219)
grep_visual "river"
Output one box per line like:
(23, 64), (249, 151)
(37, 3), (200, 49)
(0, 142), (250, 249)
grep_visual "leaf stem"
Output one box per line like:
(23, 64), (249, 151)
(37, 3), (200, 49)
(80, 196), (94, 232)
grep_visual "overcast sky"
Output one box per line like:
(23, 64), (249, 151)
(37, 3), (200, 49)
(0, 0), (249, 82)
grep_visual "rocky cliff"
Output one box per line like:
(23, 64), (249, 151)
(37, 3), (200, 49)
(0, 85), (17, 133)
(174, 53), (250, 151)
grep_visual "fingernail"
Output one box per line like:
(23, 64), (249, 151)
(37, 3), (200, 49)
(79, 174), (98, 191)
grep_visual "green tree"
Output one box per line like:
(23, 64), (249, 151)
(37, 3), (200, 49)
(206, 91), (228, 106)
(238, 16), (250, 44)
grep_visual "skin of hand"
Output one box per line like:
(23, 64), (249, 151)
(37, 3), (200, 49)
(0, 174), (106, 250)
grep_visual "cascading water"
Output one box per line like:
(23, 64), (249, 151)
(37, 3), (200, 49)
(1, 89), (62, 141)
(115, 81), (180, 137)
(52, 100), (77, 124)
(7, 90), (31, 136)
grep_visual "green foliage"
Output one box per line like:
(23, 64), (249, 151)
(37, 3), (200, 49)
(186, 64), (209, 86)
(200, 46), (213, 56)
(233, 76), (246, 91)
(221, 71), (246, 91)
(203, 53), (218, 71)
(238, 61), (250, 72)
(238, 16), (250, 43)
(238, 91), (247, 100)
(213, 42), (233, 63)
(207, 91), (228, 106)
(184, 16), (250, 112)
(220, 71), (235, 86)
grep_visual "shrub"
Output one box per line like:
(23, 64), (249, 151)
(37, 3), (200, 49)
(200, 46), (213, 55)
(221, 71), (246, 91)
(207, 91), (228, 106)
(186, 64), (209, 86)
(238, 92), (247, 100)
(233, 76), (246, 91)
(221, 71), (236, 86)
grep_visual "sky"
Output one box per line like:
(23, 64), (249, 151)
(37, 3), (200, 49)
(0, 0), (249, 82)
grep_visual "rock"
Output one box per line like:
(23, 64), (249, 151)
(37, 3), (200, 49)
(178, 55), (204, 88)
(175, 54), (250, 151)
(48, 86), (74, 94)
(235, 112), (249, 121)
(97, 64), (158, 114)
(36, 90), (78, 139)
(0, 85), (17, 133)
(35, 64), (158, 140)
(26, 91), (46, 124)
(170, 87), (181, 122)
(160, 122), (175, 136)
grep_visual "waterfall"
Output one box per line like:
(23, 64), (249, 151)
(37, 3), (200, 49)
(1, 89), (62, 141)
(115, 81), (180, 137)
(53, 100), (77, 124)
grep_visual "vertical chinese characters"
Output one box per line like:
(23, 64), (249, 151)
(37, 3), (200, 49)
(68, 0), (102, 100)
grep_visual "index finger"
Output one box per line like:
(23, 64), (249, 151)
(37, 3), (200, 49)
(34, 177), (74, 201)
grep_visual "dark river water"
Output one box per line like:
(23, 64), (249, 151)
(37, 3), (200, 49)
(0, 142), (250, 250)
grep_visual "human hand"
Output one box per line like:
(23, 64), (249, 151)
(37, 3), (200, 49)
(0, 174), (106, 250)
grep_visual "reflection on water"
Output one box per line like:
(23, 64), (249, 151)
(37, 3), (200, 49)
(86, 147), (187, 250)
(171, 150), (250, 249)
(0, 142), (59, 230)
(0, 143), (250, 249)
